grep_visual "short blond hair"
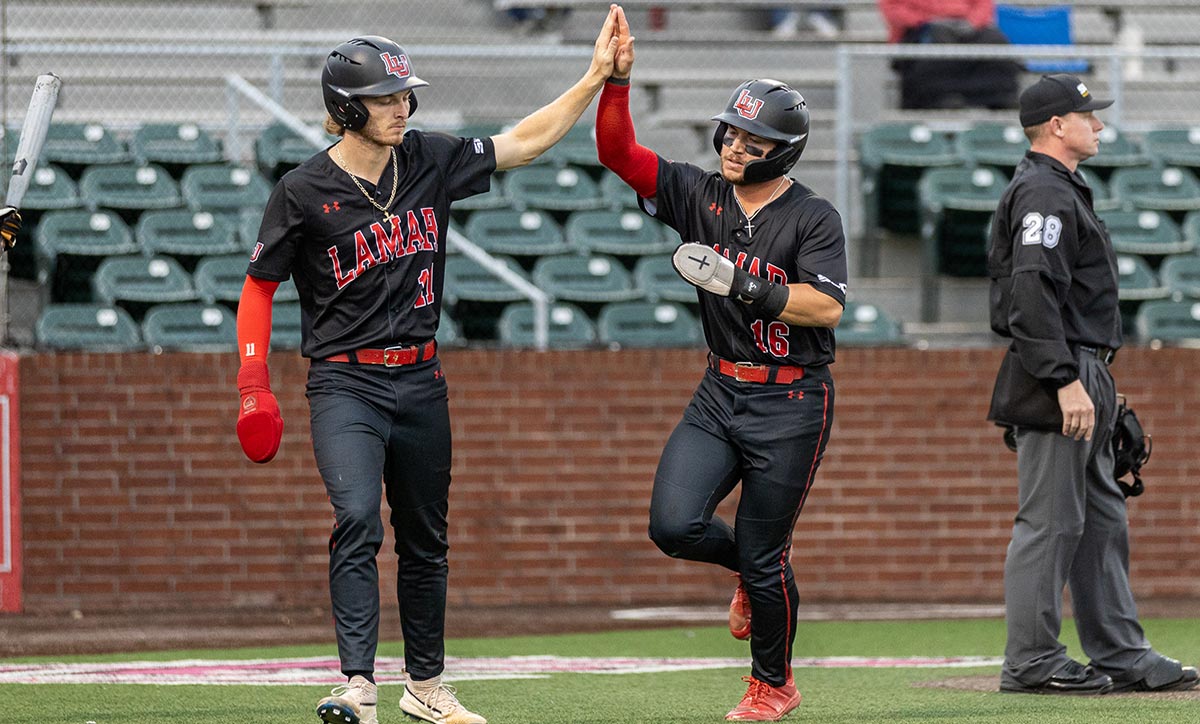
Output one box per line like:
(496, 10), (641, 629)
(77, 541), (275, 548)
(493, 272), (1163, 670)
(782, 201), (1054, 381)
(323, 115), (346, 137)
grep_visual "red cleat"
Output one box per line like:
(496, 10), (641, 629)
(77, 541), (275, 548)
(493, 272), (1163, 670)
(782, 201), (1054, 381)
(725, 675), (801, 721)
(729, 576), (751, 640)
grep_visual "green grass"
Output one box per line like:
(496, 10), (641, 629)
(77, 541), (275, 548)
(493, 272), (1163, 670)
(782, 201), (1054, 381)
(3, 618), (1197, 723)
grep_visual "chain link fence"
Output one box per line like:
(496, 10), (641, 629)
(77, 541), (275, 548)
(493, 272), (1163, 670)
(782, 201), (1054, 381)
(3, 1), (1200, 344)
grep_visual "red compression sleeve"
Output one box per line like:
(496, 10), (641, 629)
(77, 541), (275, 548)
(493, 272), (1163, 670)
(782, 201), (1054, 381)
(596, 81), (659, 200)
(237, 275), (279, 364)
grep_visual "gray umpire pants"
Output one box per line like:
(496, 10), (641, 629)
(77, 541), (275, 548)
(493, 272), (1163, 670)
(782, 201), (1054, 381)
(1001, 352), (1177, 688)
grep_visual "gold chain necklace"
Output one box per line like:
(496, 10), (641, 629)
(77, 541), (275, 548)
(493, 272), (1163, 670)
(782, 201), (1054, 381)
(334, 142), (400, 221)
(733, 176), (788, 239)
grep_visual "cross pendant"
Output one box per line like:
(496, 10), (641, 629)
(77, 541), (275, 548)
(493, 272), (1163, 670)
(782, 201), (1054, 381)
(744, 218), (755, 238)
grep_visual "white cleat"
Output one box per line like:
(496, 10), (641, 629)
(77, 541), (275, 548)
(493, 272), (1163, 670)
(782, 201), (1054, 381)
(317, 675), (378, 724)
(399, 680), (487, 724)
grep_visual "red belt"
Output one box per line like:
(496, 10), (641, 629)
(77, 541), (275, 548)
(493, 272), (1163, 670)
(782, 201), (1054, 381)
(709, 355), (805, 384)
(326, 340), (437, 366)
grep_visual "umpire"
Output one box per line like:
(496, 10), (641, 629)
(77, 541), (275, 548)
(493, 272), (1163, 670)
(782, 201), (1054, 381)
(987, 74), (1198, 695)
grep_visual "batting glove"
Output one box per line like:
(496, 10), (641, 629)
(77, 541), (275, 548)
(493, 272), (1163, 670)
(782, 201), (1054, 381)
(236, 360), (283, 463)
(672, 243), (790, 318)
(0, 207), (22, 250)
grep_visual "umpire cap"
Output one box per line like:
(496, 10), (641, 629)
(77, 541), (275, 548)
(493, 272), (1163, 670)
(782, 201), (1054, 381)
(711, 79), (809, 184)
(322, 36), (429, 131)
(1018, 74), (1113, 128)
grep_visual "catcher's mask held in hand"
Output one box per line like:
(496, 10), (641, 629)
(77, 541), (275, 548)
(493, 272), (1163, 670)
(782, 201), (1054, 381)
(1112, 395), (1150, 498)
(1002, 395), (1150, 499)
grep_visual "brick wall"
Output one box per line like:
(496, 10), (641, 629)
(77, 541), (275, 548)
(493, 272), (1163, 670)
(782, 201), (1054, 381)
(18, 347), (1200, 614)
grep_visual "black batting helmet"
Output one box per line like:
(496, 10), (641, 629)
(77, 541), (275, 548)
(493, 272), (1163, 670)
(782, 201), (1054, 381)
(711, 79), (809, 184)
(322, 36), (429, 131)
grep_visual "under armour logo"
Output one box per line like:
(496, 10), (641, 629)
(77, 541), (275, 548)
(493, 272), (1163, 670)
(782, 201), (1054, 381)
(380, 51), (411, 79)
(709, 202), (723, 216)
(734, 90), (764, 120)
(323, 201), (341, 214)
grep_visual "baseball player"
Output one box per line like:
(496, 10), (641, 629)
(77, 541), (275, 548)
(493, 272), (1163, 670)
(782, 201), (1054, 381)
(989, 73), (1199, 696)
(595, 24), (847, 723)
(233, 8), (626, 724)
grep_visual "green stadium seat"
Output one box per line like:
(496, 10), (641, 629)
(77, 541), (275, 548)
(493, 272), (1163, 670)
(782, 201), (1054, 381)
(1079, 127), (1151, 178)
(1077, 167), (1121, 212)
(442, 255), (530, 305)
(270, 301), (303, 350)
(35, 303), (141, 351)
(564, 209), (673, 258)
(917, 166), (1009, 277)
(1109, 166), (1200, 217)
(546, 124), (601, 168)
(238, 207), (264, 250)
(79, 163), (181, 219)
(452, 180), (510, 213)
(41, 122), (131, 170)
(858, 123), (960, 275)
(497, 301), (598, 348)
(956, 123), (1028, 171)
(600, 169), (641, 210)
(1099, 210), (1190, 256)
(436, 313), (464, 348)
(633, 254), (698, 304)
(837, 301), (904, 346)
(1143, 129), (1200, 172)
(504, 165), (603, 212)
(532, 254), (641, 304)
(1134, 299), (1200, 345)
(462, 208), (570, 259)
(34, 210), (137, 303)
(181, 164), (273, 214)
(141, 303), (237, 352)
(135, 210), (241, 270)
(18, 164), (81, 212)
(1115, 254), (1168, 301)
(91, 255), (197, 320)
(1160, 255), (1200, 300)
(255, 122), (326, 180)
(131, 123), (223, 169)
(193, 254), (250, 304)
(597, 301), (702, 349)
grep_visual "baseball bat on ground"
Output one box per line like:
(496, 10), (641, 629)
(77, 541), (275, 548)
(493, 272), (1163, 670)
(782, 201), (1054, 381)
(6, 73), (62, 209)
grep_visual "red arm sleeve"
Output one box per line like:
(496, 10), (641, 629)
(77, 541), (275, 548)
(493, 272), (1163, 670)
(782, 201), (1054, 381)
(237, 275), (280, 365)
(596, 81), (659, 200)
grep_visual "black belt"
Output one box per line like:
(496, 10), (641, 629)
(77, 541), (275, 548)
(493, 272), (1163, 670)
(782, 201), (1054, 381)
(326, 340), (437, 366)
(708, 354), (806, 384)
(1079, 345), (1116, 365)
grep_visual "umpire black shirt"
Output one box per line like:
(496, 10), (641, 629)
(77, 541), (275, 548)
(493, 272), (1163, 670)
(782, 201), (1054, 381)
(987, 151), (1121, 426)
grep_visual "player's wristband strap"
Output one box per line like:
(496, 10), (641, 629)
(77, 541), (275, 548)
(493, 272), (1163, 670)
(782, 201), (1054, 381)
(607, 76), (631, 86)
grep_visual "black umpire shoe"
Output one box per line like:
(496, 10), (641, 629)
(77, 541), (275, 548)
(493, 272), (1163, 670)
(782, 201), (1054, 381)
(1000, 660), (1114, 695)
(1102, 663), (1200, 693)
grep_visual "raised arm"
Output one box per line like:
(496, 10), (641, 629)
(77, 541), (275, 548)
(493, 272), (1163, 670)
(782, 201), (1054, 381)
(492, 4), (624, 170)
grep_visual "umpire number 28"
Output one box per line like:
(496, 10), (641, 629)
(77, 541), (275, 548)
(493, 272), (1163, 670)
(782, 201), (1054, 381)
(751, 319), (790, 357)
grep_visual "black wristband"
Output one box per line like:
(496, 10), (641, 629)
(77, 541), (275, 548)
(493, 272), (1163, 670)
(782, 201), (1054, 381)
(752, 283), (790, 320)
(607, 76), (631, 86)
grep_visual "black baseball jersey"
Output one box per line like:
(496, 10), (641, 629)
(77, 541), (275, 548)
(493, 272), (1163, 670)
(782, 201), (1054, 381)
(248, 130), (495, 359)
(987, 150), (1121, 387)
(641, 158), (848, 367)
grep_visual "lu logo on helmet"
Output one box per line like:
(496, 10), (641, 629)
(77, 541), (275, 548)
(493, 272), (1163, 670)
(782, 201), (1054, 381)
(380, 52), (411, 79)
(733, 90), (763, 120)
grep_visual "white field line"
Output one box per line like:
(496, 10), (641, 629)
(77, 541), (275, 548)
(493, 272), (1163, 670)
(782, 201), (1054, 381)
(0, 655), (1003, 685)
